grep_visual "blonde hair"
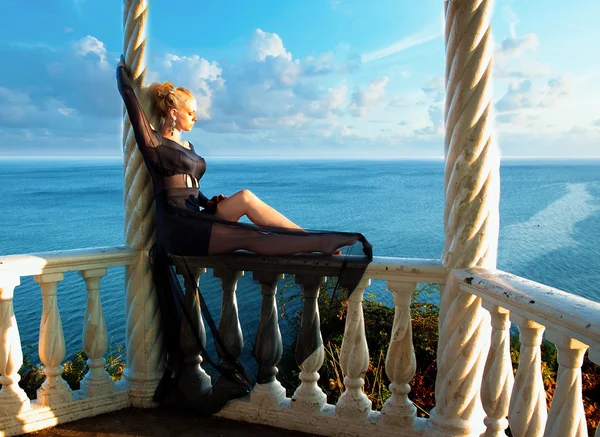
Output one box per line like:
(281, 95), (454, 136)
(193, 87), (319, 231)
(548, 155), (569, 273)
(147, 82), (194, 131)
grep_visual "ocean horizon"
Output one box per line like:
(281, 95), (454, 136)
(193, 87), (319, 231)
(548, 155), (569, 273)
(1, 158), (598, 360)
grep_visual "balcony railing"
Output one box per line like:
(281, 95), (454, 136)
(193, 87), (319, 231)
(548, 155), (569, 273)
(0, 246), (598, 437)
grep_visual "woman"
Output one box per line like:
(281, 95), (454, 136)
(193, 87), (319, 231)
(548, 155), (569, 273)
(116, 56), (372, 412)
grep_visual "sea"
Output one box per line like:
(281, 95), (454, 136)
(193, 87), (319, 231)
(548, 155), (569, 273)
(1, 158), (599, 362)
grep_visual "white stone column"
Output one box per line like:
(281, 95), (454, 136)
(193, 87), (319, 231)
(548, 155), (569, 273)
(292, 275), (327, 413)
(251, 272), (287, 409)
(79, 268), (114, 397)
(432, 0), (499, 435)
(544, 332), (588, 437)
(509, 316), (547, 437)
(34, 273), (72, 406)
(481, 304), (513, 437)
(335, 278), (372, 420)
(381, 281), (417, 427)
(122, 0), (164, 407)
(0, 275), (30, 415)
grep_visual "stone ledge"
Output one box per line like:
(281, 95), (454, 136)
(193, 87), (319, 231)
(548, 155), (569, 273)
(1, 388), (129, 437)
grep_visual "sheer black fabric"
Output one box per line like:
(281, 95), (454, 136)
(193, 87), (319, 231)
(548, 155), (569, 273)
(117, 64), (373, 412)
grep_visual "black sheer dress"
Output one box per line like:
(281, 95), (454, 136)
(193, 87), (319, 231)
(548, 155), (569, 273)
(116, 64), (373, 412)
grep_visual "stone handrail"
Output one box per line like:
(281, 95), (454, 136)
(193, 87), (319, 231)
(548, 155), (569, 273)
(2, 248), (599, 437)
(0, 246), (138, 277)
(455, 268), (600, 437)
(454, 268), (600, 354)
(0, 246), (137, 436)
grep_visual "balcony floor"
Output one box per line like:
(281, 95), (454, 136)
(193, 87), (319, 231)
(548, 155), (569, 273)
(24, 408), (318, 437)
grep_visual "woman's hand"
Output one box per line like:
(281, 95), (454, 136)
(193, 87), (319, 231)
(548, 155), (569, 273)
(118, 54), (128, 72)
(205, 194), (227, 213)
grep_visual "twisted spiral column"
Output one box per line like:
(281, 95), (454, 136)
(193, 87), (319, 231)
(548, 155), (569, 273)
(122, 0), (164, 407)
(431, 0), (500, 435)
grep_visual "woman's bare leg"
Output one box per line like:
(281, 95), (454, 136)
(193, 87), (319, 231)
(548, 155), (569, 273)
(215, 189), (303, 230)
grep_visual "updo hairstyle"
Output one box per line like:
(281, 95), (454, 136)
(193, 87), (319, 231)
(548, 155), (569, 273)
(147, 82), (194, 131)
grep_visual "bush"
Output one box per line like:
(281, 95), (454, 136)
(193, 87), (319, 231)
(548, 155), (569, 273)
(17, 342), (126, 399)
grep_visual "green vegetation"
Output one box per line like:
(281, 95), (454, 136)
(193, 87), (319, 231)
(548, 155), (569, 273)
(17, 342), (125, 399)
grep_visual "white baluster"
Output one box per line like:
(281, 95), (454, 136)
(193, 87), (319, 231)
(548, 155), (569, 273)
(509, 316), (546, 437)
(336, 278), (372, 420)
(292, 274), (327, 412)
(381, 281), (417, 427)
(79, 268), (114, 397)
(0, 275), (30, 415)
(34, 273), (72, 406)
(481, 303), (513, 437)
(544, 332), (588, 437)
(251, 272), (287, 409)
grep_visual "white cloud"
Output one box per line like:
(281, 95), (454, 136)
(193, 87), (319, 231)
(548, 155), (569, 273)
(152, 54), (224, 120)
(421, 76), (444, 102)
(496, 76), (572, 113)
(361, 30), (441, 63)
(249, 29), (292, 62)
(413, 104), (444, 136)
(498, 34), (539, 59)
(74, 35), (108, 69)
(348, 77), (388, 117)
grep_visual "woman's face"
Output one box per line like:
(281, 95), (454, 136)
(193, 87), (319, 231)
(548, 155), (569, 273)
(177, 98), (197, 132)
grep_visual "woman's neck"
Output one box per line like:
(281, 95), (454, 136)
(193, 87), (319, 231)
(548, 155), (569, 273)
(162, 127), (183, 144)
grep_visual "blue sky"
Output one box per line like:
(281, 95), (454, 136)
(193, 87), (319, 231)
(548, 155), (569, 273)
(0, 0), (599, 158)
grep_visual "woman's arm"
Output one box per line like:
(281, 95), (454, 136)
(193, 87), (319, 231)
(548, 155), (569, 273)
(116, 58), (159, 150)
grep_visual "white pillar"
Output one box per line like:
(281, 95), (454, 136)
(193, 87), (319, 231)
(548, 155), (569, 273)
(79, 268), (114, 397)
(35, 273), (72, 406)
(509, 316), (547, 437)
(481, 304), (513, 437)
(381, 281), (417, 427)
(122, 0), (164, 407)
(544, 332), (588, 437)
(431, 0), (500, 435)
(0, 275), (30, 415)
(335, 278), (372, 420)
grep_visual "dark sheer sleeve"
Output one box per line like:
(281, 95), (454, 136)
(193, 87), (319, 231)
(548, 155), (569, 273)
(116, 65), (160, 151)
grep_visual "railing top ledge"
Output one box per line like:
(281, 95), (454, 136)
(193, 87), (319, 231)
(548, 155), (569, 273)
(0, 246), (138, 280)
(171, 252), (447, 283)
(455, 268), (600, 349)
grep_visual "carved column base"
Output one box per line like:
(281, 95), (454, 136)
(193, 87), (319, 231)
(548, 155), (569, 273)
(292, 372), (327, 412)
(335, 384), (372, 420)
(428, 408), (486, 437)
(121, 368), (162, 407)
(251, 381), (286, 409)
(177, 363), (212, 397)
(0, 379), (30, 416)
(483, 416), (509, 437)
(37, 366), (72, 406)
(381, 389), (417, 427)
(81, 358), (115, 397)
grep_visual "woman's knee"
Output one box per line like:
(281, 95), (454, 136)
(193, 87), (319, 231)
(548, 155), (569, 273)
(240, 189), (258, 205)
